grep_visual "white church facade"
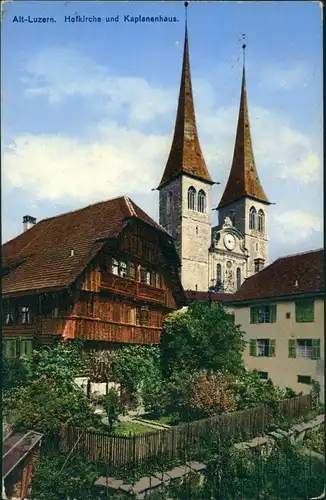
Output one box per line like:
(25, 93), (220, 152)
(157, 22), (271, 294)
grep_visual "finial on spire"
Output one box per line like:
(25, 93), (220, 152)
(184, 1), (188, 34)
(242, 33), (246, 68)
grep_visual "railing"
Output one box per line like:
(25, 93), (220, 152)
(60, 394), (313, 468)
(3, 324), (36, 336)
(39, 317), (161, 344)
(101, 272), (166, 304)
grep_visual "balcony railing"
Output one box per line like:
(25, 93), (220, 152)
(100, 272), (166, 304)
(39, 317), (161, 344)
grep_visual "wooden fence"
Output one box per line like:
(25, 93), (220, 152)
(59, 393), (313, 468)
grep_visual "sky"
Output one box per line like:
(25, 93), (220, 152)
(2, 1), (323, 263)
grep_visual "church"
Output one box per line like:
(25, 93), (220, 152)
(156, 9), (271, 294)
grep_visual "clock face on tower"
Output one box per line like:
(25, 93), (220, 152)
(224, 233), (236, 251)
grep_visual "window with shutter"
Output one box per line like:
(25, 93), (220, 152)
(295, 300), (314, 323)
(4, 339), (17, 360)
(249, 339), (257, 356)
(269, 339), (276, 357)
(312, 339), (321, 360)
(20, 339), (33, 357)
(288, 339), (296, 358)
(250, 305), (277, 324)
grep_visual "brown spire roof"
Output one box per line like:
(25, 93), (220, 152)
(218, 67), (270, 208)
(158, 26), (213, 189)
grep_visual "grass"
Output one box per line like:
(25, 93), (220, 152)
(141, 413), (175, 425)
(102, 418), (154, 436)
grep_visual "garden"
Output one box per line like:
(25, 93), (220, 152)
(3, 301), (324, 499)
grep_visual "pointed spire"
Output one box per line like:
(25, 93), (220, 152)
(218, 40), (270, 208)
(157, 1), (213, 190)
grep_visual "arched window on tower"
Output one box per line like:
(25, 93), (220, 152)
(166, 191), (173, 215)
(236, 267), (241, 290)
(188, 187), (196, 210)
(249, 206), (256, 229)
(197, 190), (206, 213)
(257, 209), (265, 232)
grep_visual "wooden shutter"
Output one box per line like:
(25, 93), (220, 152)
(295, 300), (314, 323)
(269, 339), (276, 357)
(20, 339), (33, 356)
(250, 308), (257, 324)
(249, 339), (257, 356)
(312, 339), (321, 360)
(4, 339), (17, 360)
(288, 339), (296, 358)
(270, 305), (277, 323)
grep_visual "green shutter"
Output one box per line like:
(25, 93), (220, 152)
(20, 339), (33, 357)
(249, 339), (257, 356)
(295, 301), (314, 323)
(270, 305), (277, 323)
(269, 339), (276, 357)
(288, 339), (296, 358)
(4, 339), (17, 360)
(250, 308), (258, 324)
(312, 339), (321, 360)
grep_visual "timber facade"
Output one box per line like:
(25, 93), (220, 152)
(2, 197), (186, 358)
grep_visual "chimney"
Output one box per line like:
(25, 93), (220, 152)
(23, 215), (37, 232)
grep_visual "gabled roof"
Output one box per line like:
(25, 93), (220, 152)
(232, 249), (324, 302)
(2, 196), (180, 297)
(157, 26), (213, 189)
(218, 67), (270, 209)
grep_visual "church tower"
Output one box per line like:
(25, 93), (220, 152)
(157, 3), (214, 291)
(217, 44), (271, 278)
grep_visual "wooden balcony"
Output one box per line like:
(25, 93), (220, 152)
(3, 324), (36, 337)
(38, 317), (161, 345)
(100, 272), (166, 304)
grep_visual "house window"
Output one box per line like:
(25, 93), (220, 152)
(129, 262), (136, 280)
(297, 375), (312, 385)
(257, 209), (265, 232)
(137, 307), (149, 326)
(230, 211), (236, 226)
(167, 191), (173, 215)
(236, 267), (241, 290)
(3, 302), (14, 325)
(295, 300), (314, 323)
(198, 190), (206, 213)
(188, 187), (196, 210)
(119, 261), (127, 278)
(250, 305), (277, 324)
(3, 339), (17, 360)
(249, 206), (256, 229)
(141, 268), (151, 285)
(155, 272), (161, 288)
(20, 339), (33, 357)
(258, 371), (269, 380)
(288, 339), (320, 360)
(249, 339), (276, 357)
(112, 258), (119, 275)
(20, 306), (30, 324)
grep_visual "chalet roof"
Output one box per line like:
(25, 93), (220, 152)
(157, 24), (213, 189)
(2, 196), (181, 297)
(2, 430), (43, 479)
(218, 67), (270, 209)
(232, 249), (324, 302)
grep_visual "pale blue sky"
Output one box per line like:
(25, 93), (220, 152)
(2, 1), (323, 261)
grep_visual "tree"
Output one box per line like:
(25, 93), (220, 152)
(100, 388), (122, 432)
(190, 371), (237, 418)
(160, 301), (245, 378)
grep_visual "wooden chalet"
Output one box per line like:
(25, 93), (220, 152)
(2, 196), (186, 358)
